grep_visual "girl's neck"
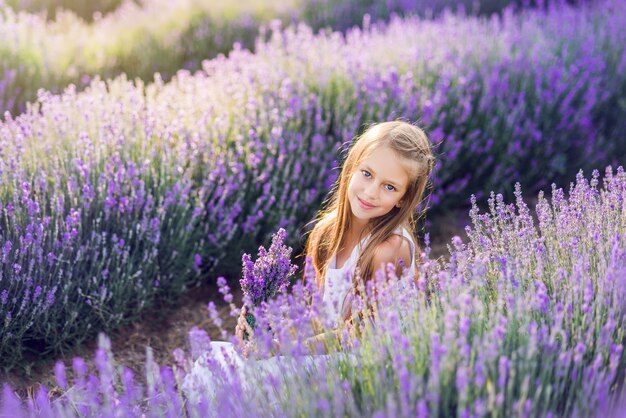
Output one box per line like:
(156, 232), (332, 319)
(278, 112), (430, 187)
(347, 217), (371, 243)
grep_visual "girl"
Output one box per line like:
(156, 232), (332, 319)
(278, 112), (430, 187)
(183, 120), (434, 405)
(295, 120), (435, 351)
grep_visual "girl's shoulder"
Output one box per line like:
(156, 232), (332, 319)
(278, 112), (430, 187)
(371, 231), (412, 271)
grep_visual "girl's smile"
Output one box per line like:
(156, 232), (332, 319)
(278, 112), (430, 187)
(357, 196), (376, 209)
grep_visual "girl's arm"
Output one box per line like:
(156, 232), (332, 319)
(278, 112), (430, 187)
(304, 327), (352, 354)
(371, 235), (412, 279)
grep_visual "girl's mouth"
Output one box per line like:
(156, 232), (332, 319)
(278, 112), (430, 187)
(357, 197), (376, 209)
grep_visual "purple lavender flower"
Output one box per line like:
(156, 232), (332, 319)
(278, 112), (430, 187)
(2, 241), (11, 263)
(54, 361), (68, 390)
(194, 254), (202, 270)
(240, 228), (298, 308)
(239, 228), (298, 337)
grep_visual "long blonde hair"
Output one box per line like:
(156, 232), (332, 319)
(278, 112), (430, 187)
(303, 120), (435, 292)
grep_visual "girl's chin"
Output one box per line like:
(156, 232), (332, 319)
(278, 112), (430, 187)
(351, 210), (375, 224)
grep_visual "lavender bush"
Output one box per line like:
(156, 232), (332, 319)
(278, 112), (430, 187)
(1, 0), (625, 369)
(1, 166), (624, 417)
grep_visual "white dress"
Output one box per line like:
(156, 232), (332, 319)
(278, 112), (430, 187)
(322, 226), (416, 329)
(181, 226), (417, 408)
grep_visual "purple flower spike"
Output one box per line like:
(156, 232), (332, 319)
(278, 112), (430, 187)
(240, 228), (298, 307)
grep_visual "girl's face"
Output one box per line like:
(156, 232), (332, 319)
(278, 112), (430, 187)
(347, 145), (410, 226)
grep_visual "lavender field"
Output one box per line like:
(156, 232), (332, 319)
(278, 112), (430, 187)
(1, 0), (625, 416)
(2, 168), (625, 416)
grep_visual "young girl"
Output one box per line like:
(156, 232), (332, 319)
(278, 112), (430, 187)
(296, 120), (435, 350)
(183, 120), (434, 405)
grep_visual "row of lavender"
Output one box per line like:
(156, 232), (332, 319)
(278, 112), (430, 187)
(0, 0), (624, 369)
(0, 0), (580, 117)
(3, 167), (624, 416)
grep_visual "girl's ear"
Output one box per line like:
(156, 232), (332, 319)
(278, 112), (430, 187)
(396, 201), (402, 208)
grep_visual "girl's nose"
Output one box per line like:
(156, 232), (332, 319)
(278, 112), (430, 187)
(364, 183), (379, 200)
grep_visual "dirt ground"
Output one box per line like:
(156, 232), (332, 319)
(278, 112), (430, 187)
(1, 209), (471, 402)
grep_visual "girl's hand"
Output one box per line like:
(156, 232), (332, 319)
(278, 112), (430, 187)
(235, 305), (247, 345)
(304, 333), (328, 355)
(304, 330), (348, 354)
(236, 305), (258, 358)
(270, 337), (282, 356)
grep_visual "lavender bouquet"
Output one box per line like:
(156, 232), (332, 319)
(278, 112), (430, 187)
(240, 228), (298, 336)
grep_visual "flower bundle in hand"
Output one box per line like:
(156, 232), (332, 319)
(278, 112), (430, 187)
(240, 228), (298, 334)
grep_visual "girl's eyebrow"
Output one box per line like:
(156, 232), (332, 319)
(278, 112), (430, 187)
(362, 164), (401, 188)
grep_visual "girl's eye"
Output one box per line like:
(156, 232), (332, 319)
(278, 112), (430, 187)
(385, 184), (396, 192)
(361, 170), (371, 178)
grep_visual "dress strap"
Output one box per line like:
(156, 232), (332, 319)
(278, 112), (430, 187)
(393, 227), (416, 269)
